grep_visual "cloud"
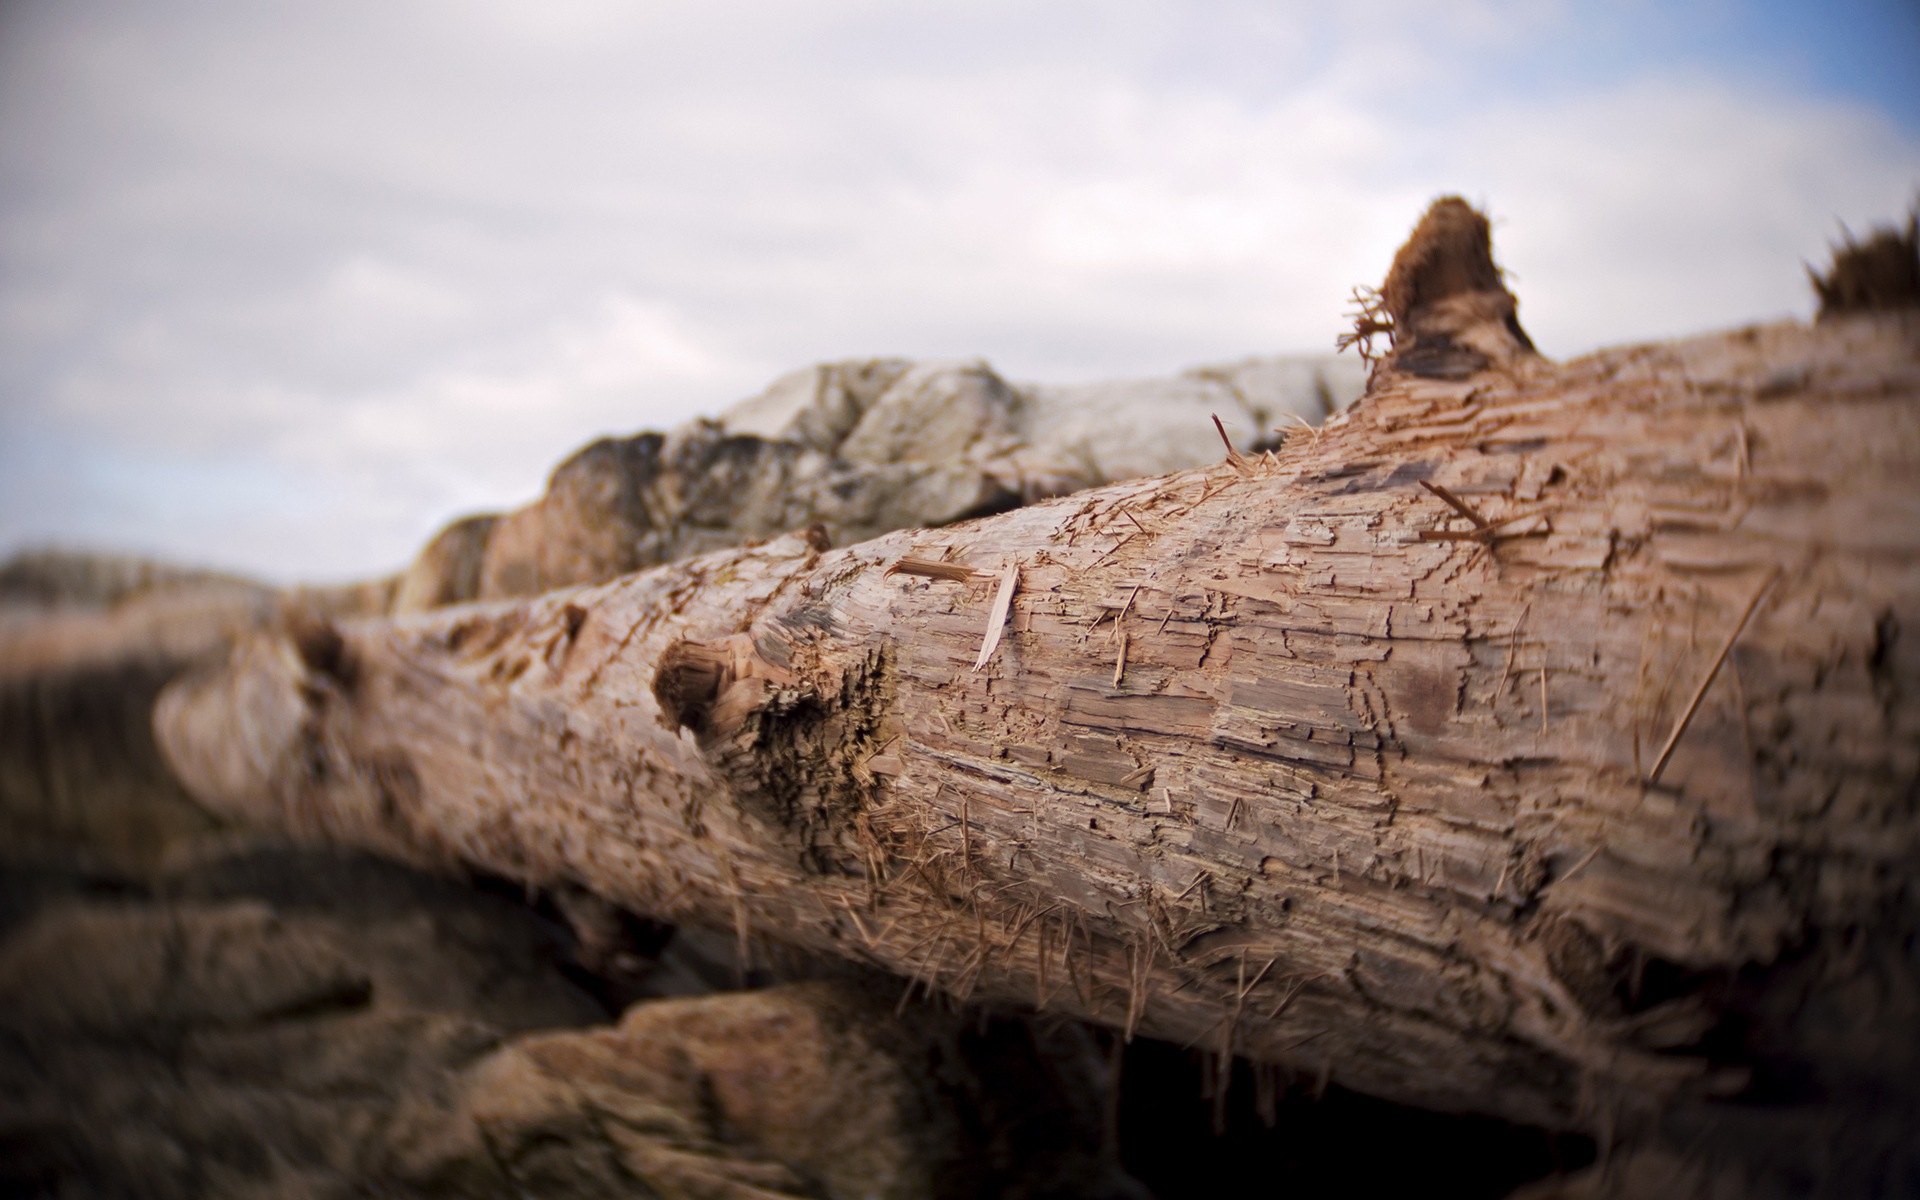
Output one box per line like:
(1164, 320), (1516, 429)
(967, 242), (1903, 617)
(0, 290), (749, 582)
(1, 0), (1915, 581)
(313, 293), (746, 491)
(1462, 77), (1920, 353)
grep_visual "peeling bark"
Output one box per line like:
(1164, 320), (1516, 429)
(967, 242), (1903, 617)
(156, 227), (1920, 1136)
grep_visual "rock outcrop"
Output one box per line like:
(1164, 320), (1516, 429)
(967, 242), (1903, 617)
(478, 435), (668, 602)
(406, 352), (1362, 609)
(392, 515), (499, 615)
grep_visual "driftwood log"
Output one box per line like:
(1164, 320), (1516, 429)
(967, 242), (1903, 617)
(156, 201), (1920, 1137)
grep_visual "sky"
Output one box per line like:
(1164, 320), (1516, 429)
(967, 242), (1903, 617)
(1, 0), (1916, 584)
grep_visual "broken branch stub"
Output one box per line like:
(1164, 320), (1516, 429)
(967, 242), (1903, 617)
(1377, 195), (1537, 379)
(156, 202), (1920, 1136)
(1809, 208), (1920, 317)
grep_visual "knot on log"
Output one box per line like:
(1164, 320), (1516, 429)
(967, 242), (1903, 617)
(653, 633), (799, 742)
(652, 627), (891, 863)
(1378, 196), (1536, 379)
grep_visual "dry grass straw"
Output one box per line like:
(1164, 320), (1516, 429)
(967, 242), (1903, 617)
(1558, 843), (1603, 884)
(1123, 938), (1154, 1042)
(1211, 413), (1256, 475)
(1647, 567), (1780, 785)
(1416, 479), (1552, 543)
(1497, 603), (1530, 705)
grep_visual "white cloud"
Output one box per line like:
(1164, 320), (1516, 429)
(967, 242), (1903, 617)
(1462, 78), (1920, 353)
(313, 293), (747, 492)
(314, 257), (472, 337)
(1, 0), (1915, 582)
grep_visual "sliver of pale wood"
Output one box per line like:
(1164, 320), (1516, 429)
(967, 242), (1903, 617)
(158, 311), (1920, 1131)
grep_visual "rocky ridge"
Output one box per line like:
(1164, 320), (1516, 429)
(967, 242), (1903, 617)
(395, 352), (1363, 612)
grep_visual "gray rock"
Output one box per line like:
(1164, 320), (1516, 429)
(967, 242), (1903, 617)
(718, 358), (914, 454)
(396, 350), (1369, 613)
(1004, 352), (1367, 489)
(796, 460), (1022, 543)
(1182, 353), (1370, 431)
(838, 359), (1022, 468)
(650, 419), (811, 545)
(1016, 374), (1254, 485)
(477, 433), (664, 602)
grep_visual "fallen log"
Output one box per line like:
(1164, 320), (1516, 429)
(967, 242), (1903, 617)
(156, 199), (1920, 1138)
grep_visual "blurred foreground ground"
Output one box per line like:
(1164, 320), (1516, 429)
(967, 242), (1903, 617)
(0, 550), (1597, 1200)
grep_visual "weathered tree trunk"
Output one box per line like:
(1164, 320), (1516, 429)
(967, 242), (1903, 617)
(155, 207), (1920, 1139)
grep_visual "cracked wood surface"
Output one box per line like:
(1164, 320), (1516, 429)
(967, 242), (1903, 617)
(157, 312), (1920, 1130)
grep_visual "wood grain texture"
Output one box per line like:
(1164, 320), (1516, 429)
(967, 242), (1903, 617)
(157, 311), (1920, 1131)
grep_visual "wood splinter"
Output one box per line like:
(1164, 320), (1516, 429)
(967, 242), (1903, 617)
(972, 560), (1020, 672)
(889, 557), (984, 583)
